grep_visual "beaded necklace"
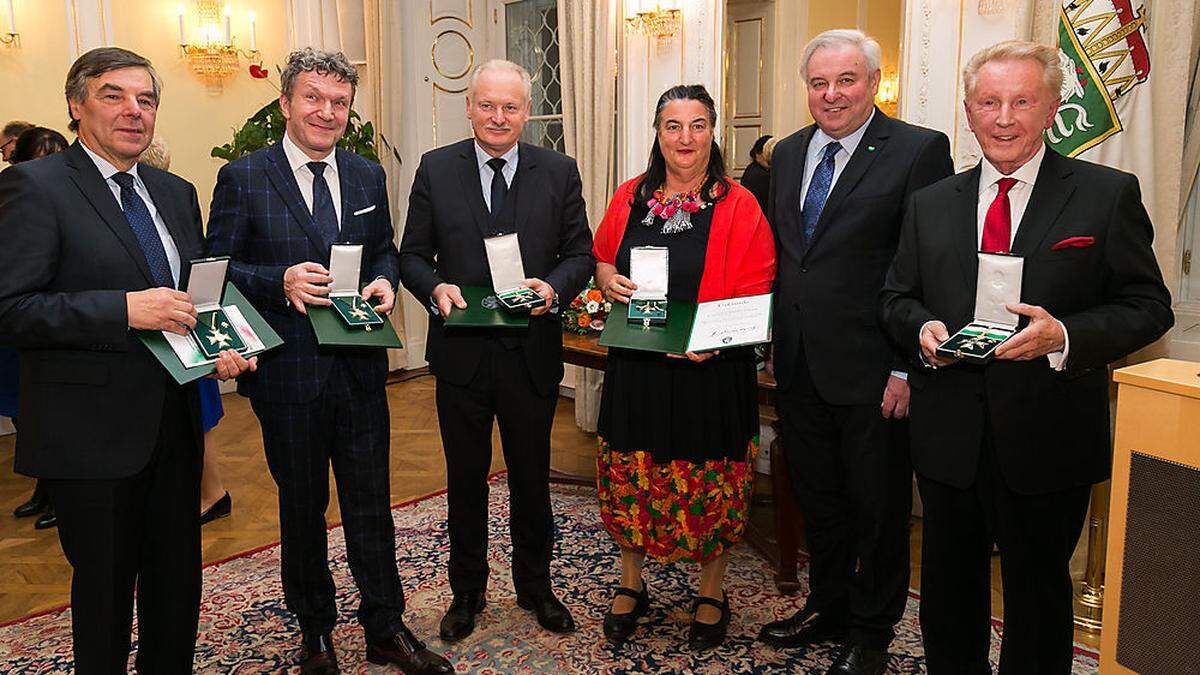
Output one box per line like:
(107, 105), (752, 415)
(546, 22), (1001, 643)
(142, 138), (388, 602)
(641, 184), (711, 234)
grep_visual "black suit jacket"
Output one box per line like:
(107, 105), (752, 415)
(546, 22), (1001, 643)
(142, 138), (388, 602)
(399, 139), (593, 396)
(205, 142), (400, 404)
(769, 110), (953, 404)
(879, 148), (1173, 494)
(0, 141), (204, 480)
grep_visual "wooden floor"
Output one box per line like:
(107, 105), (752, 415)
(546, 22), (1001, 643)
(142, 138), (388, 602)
(0, 373), (1099, 650)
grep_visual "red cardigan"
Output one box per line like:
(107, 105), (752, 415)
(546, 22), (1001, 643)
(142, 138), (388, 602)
(593, 177), (776, 302)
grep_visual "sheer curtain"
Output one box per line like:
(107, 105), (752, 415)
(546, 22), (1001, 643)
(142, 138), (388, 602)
(558, 0), (617, 433)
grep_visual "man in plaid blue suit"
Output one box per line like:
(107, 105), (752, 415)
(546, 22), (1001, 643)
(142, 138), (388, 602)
(206, 49), (452, 675)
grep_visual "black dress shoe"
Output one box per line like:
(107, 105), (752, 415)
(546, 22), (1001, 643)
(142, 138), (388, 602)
(367, 625), (454, 674)
(516, 591), (576, 633)
(758, 605), (846, 647)
(200, 492), (231, 525)
(299, 633), (338, 675)
(826, 644), (889, 675)
(439, 590), (486, 642)
(687, 592), (730, 651)
(14, 483), (48, 518)
(602, 581), (650, 644)
(34, 507), (57, 530)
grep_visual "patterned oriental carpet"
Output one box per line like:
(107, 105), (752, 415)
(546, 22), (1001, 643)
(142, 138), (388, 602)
(0, 475), (1100, 673)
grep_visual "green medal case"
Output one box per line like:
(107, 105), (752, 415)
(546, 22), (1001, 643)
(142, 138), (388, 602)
(185, 257), (248, 359)
(484, 232), (544, 313)
(626, 246), (669, 327)
(328, 244), (385, 330)
(936, 252), (1024, 363)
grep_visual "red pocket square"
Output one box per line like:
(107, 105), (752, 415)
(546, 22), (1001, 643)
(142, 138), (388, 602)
(1051, 236), (1095, 251)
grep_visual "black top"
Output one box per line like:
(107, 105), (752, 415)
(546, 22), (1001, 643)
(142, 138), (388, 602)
(597, 201), (759, 463)
(739, 161), (771, 215)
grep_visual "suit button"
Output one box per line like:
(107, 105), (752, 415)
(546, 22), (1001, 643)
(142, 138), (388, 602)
(800, 267), (808, 273)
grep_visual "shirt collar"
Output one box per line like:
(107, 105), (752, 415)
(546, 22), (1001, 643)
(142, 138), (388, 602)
(813, 108), (876, 158)
(80, 140), (141, 184)
(475, 140), (519, 172)
(979, 141), (1046, 192)
(282, 131), (337, 176)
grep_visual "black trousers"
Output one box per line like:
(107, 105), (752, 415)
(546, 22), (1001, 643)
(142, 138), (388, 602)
(45, 385), (201, 674)
(916, 439), (1090, 674)
(435, 339), (558, 598)
(251, 359), (405, 642)
(776, 356), (912, 648)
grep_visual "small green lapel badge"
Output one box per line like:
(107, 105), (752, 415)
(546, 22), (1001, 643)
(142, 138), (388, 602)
(867, 145), (876, 152)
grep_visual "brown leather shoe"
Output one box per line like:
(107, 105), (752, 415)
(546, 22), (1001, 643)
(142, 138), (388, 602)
(366, 625), (454, 674)
(299, 633), (338, 675)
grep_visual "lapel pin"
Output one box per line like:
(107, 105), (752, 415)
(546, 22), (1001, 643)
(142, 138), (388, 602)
(867, 145), (876, 152)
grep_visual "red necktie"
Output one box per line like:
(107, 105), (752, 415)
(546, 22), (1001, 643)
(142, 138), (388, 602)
(981, 177), (1018, 254)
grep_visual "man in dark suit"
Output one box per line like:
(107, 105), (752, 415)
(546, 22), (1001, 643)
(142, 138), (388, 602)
(880, 41), (1173, 673)
(757, 30), (953, 675)
(206, 48), (451, 675)
(0, 47), (254, 671)
(399, 59), (593, 642)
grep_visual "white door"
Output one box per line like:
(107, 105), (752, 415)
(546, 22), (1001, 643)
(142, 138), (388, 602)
(724, 0), (775, 179)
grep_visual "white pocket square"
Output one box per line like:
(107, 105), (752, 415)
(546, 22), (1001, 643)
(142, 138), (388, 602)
(353, 204), (376, 216)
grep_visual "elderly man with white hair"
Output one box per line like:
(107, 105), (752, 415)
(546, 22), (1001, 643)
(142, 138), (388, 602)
(880, 40), (1172, 672)
(399, 59), (593, 642)
(757, 29), (952, 675)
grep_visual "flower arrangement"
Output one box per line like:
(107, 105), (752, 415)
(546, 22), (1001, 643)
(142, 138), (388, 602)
(562, 280), (612, 335)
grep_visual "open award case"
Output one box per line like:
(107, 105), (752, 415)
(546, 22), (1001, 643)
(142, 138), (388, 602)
(484, 232), (543, 312)
(328, 243), (385, 330)
(936, 252), (1025, 362)
(627, 246), (669, 327)
(183, 257), (248, 359)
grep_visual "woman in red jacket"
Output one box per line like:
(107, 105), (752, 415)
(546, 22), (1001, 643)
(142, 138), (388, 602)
(592, 84), (776, 650)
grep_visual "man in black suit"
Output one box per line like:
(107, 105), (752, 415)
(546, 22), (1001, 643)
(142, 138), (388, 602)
(206, 48), (451, 675)
(757, 29), (953, 675)
(0, 47), (254, 671)
(880, 40), (1172, 673)
(399, 59), (593, 642)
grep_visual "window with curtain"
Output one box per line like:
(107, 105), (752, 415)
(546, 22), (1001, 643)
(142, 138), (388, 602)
(505, 0), (564, 152)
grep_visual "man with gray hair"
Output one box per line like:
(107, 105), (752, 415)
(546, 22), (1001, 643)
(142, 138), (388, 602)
(881, 40), (1172, 671)
(758, 28), (952, 675)
(400, 58), (593, 642)
(207, 48), (452, 675)
(0, 47), (255, 670)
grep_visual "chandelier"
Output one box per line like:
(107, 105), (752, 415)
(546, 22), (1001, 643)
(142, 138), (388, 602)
(626, 3), (682, 40)
(177, 1), (259, 83)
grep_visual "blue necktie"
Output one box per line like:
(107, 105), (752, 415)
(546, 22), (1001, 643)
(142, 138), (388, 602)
(307, 161), (339, 246)
(801, 141), (842, 242)
(111, 172), (174, 288)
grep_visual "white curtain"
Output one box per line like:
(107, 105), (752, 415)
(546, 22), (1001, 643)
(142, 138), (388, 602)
(558, 0), (617, 434)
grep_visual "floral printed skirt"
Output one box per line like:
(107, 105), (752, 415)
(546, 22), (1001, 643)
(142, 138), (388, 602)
(596, 436), (758, 564)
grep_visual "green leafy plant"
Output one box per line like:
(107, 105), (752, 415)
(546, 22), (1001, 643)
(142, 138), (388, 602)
(211, 99), (385, 163)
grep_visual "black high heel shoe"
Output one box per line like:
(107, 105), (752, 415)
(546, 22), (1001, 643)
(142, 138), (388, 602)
(602, 581), (650, 644)
(687, 592), (730, 651)
(200, 492), (231, 525)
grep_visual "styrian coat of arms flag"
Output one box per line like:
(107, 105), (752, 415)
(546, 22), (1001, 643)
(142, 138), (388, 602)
(1050, 0), (1154, 191)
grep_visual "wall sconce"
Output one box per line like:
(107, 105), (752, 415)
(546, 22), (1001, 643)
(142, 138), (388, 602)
(876, 72), (899, 107)
(977, 0), (1010, 15)
(178, 1), (259, 83)
(2, 0), (19, 47)
(626, 2), (682, 40)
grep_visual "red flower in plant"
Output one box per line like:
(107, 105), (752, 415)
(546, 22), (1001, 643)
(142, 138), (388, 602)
(249, 64), (268, 79)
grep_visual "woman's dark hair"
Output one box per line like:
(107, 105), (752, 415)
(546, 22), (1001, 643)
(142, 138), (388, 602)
(634, 84), (729, 207)
(10, 127), (69, 164)
(749, 134), (773, 162)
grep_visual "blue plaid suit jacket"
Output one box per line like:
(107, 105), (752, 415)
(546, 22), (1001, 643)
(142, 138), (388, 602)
(206, 142), (400, 404)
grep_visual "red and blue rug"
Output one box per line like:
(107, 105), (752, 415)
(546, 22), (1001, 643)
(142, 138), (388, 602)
(0, 476), (1100, 673)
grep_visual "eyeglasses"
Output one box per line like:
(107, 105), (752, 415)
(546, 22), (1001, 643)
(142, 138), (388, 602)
(0, 138), (13, 153)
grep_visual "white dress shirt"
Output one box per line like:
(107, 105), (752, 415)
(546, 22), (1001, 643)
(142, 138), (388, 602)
(475, 140), (519, 212)
(282, 131), (341, 226)
(977, 143), (1068, 369)
(800, 109), (876, 205)
(81, 141), (182, 286)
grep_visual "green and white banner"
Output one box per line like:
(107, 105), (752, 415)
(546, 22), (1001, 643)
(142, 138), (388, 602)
(1050, 0), (1154, 184)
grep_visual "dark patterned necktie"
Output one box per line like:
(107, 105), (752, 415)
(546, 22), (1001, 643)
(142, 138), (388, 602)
(307, 161), (339, 246)
(801, 141), (842, 242)
(487, 157), (508, 215)
(110, 172), (174, 287)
